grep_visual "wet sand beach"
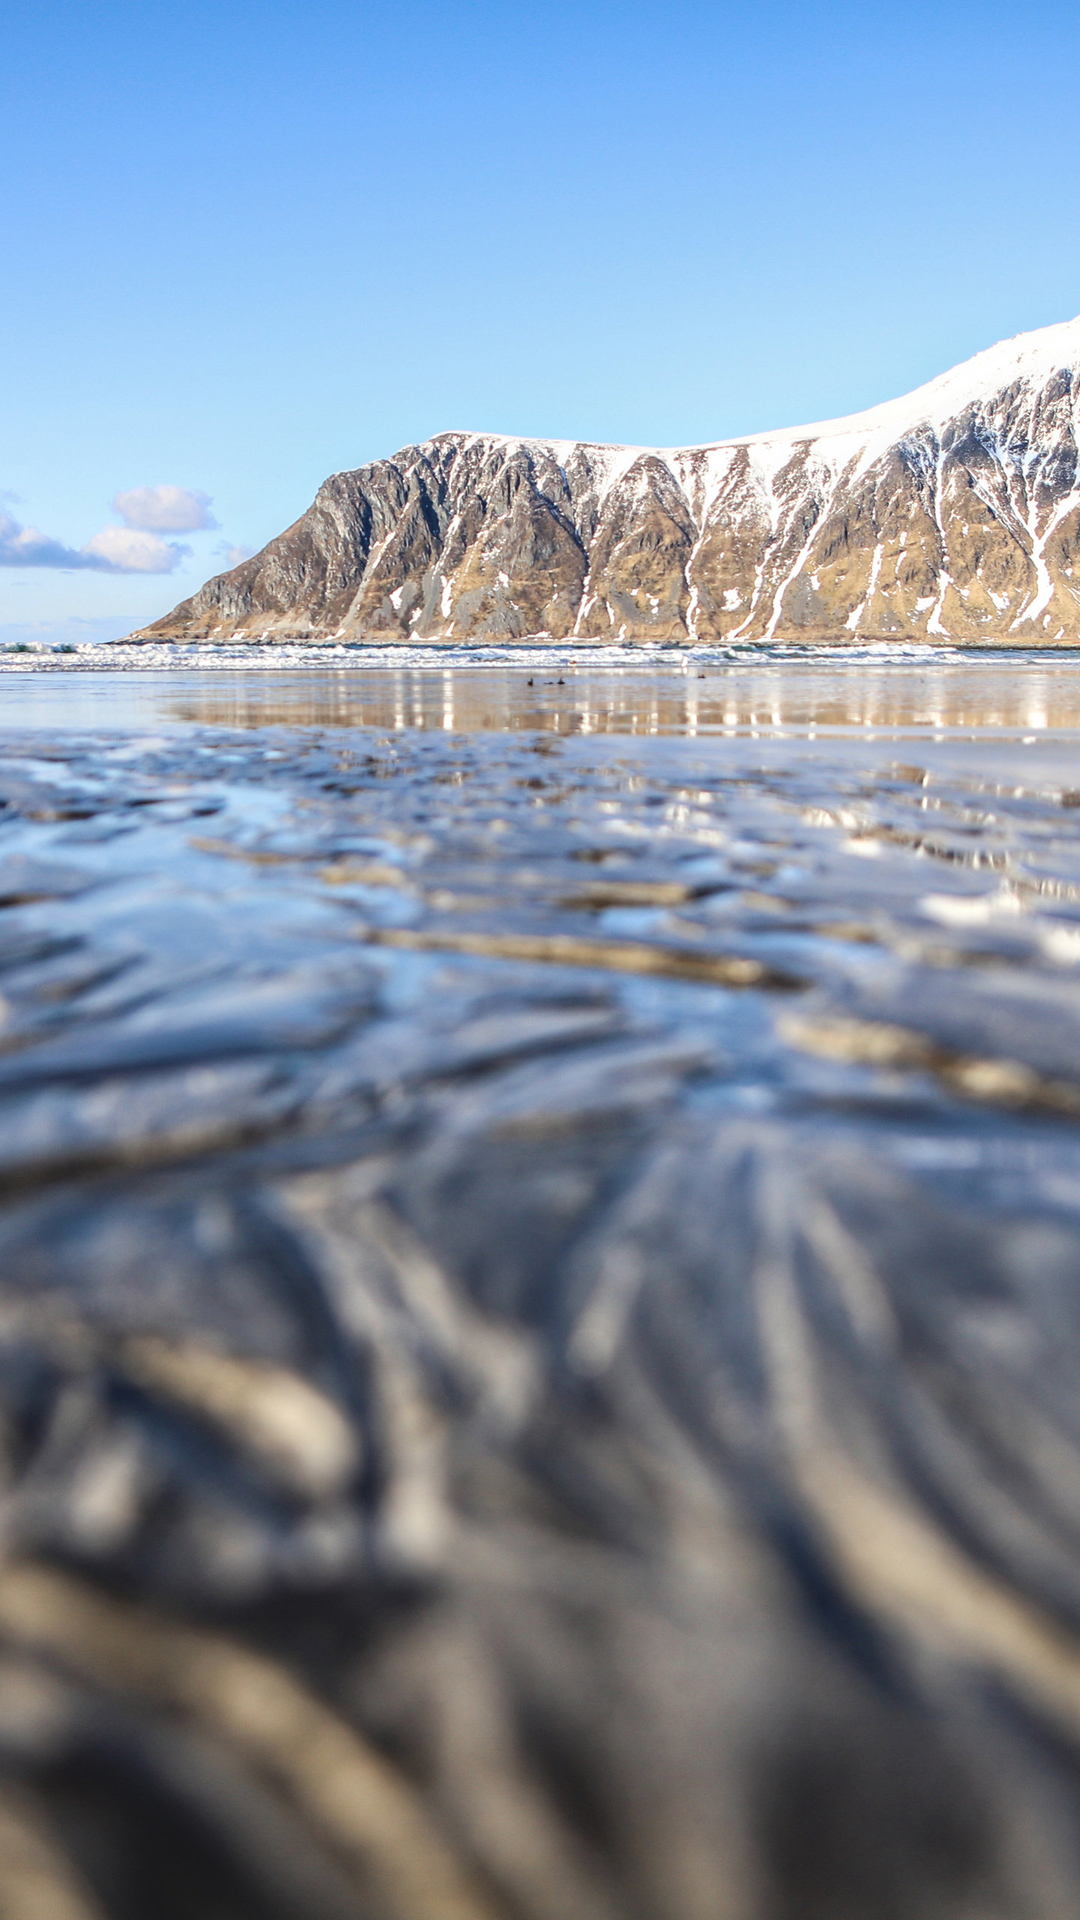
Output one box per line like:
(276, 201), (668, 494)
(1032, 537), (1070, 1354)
(1, 648), (1080, 1917)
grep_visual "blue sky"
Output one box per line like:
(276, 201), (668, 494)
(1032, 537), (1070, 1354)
(2, 0), (1078, 641)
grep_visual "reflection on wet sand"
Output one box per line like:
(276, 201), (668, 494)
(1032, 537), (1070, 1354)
(7, 665), (1080, 1915)
(163, 660), (1080, 736)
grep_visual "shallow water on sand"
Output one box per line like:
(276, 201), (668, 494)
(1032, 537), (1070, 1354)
(5, 646), (1080, 736)
(5, 650), (1080, 1916)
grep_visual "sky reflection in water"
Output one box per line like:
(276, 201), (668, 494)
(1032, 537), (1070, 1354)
(2, 656), (1080, 1912)
(2, 651), (1080, 738)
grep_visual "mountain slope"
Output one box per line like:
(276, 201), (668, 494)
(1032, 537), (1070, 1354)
(135, 317), (1080, 646)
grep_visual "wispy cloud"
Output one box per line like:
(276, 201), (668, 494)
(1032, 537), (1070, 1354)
(113, 485), (218, 533)
(0, 507), (187, 574)
(216, 542), (256, 569)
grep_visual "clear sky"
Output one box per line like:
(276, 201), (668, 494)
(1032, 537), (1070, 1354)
(2, 0), (1078, 642)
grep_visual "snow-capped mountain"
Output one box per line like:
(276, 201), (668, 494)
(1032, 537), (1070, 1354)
(136, 317), (1080, 646)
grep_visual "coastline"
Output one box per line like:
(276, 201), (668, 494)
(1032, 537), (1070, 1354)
(0, 637), (1074, 672)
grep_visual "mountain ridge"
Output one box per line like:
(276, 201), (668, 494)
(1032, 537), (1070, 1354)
(133, 317), (1080, 647)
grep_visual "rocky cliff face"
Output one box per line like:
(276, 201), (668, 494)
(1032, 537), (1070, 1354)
(136, 317), (1080, 646)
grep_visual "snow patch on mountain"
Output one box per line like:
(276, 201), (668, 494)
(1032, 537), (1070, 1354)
(134, 318), (1080, 649)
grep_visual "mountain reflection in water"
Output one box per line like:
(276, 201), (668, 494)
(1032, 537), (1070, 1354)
(161, 656), (1080, 736)
(1, 653), (1080, 1918)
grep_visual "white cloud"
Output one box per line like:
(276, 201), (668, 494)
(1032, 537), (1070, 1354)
(82, 526), (190, 573)
(112, 485), (218, 533)
(0, 507), (187, 574)
(0, 507), (103, 570)
(216, 542), (255, 568)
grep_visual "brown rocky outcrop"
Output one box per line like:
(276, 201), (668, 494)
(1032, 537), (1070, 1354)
(133, 318), (1080, 646)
